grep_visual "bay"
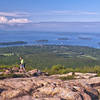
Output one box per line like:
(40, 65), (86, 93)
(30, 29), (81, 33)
(0, 31), (100, 48)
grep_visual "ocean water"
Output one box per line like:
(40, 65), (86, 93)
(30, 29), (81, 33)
(0, 31), (100, 48)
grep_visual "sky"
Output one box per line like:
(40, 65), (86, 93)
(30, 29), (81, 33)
(0, 0), (100, 32)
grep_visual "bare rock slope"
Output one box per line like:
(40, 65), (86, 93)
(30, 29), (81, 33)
(0, 75), (100, 100)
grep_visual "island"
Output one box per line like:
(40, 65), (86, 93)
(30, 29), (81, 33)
(35, 40), (48, 43)
(98, 42), (100, 45)
(0, 41), (27, 45)
(57, 38), (69, 40)
(78, 37), (92, 40)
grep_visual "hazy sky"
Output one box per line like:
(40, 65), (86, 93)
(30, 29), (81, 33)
(0, 0), (100, 31)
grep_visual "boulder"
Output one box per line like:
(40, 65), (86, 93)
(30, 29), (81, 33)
(12, 67), (19, 72)
(27, 69), (38, 76)
(3, 69), (11, 74)
(74, 72), (97, 79)
(0, 72), (3, 75)
(51, 72), (97, 79)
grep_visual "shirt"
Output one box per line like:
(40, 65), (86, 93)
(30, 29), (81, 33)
(21, 59), (24, 64)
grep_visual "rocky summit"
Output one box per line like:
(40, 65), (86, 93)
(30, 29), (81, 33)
(0, 73), (100, 100)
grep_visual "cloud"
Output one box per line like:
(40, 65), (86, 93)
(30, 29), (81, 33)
(33, 10), (99, 16)
(8, 18), (31, 24)
(0, 16), (8, 23)
(51, 10), (98, 15)
(0, 16), (31, 24)
(0, 12), (30, 17)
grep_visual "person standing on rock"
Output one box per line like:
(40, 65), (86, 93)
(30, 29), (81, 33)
(19, 57), (26, 72)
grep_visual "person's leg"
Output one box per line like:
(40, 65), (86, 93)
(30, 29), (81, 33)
(22, 65), (26, 72)
(20, 65), (22, 69)
(20, 65), (23, 72)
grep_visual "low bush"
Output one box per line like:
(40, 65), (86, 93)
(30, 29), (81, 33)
(60, 75), (75, 80)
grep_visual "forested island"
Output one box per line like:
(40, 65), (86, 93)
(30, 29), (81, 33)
(0, 41), (27, 45)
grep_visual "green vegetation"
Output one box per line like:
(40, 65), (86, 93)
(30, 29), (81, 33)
(44, 64), (100, 75)
(44, 64), (67, 75)
(60, 75), (75, 80)
(0, 45), (100, 74)
(0, 73), (25, 79)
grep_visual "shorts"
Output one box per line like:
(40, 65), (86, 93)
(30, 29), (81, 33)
(20, 64), (25, 68)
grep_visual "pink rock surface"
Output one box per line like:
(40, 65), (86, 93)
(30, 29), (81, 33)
(0, 76), (99, 100)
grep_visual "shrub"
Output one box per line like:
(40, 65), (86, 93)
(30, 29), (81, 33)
(49, 64), (66, 75)
(60, 75), (75, 80)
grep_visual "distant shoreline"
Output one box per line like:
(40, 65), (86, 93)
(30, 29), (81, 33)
(0, 44), (99, 50)
(0, 41), (27, 46)
(0, 41), (99, 49)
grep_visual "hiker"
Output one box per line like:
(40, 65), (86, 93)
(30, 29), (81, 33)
(19, 57), (26, 72)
